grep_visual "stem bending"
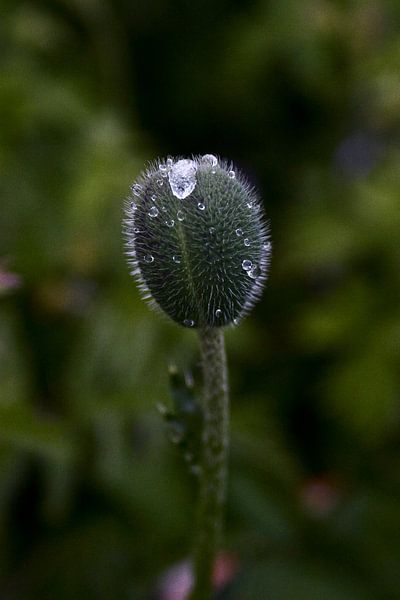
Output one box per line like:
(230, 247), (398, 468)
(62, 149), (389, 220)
(190, 327), (229, 600)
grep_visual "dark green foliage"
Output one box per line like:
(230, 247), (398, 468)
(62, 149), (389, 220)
(124, 157), (270, 328)
(2, 0), (400, 599)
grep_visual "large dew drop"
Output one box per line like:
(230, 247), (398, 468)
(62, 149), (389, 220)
(168, 159), (197, 199)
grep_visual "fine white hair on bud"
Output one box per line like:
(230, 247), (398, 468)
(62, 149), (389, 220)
(123, 155), (271, 328)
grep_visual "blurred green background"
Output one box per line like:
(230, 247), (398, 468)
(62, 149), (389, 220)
(1, 0), (400, 598)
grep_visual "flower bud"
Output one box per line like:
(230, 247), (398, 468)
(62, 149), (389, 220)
(123, 155), (271, 328)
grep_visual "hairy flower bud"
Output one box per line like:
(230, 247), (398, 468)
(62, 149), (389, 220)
(123, 155), (271, 328)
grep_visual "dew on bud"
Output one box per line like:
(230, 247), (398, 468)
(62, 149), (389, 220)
(148, 206), (159, 218)
(168, 159), (197, 199)
(130, 201), (137, 211)
(159, 163), (168, 177)
(131, 183), (142, 197)
(248, 264), (261, 279)
(183, 319), (195, 327)
(242, 259), (253, 271)
(202, 154), (218, 167)
(124, 155), (270, 329)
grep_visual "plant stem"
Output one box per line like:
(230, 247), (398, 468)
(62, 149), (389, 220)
(190, 327), (229, 600)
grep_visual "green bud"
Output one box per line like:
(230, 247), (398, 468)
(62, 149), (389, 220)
(123, 155), (271, 328)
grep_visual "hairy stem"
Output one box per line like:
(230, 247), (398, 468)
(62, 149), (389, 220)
(190, 327), (229, 600)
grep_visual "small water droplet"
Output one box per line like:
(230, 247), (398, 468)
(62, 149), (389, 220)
(197, 202), (205, 211)
(131, 183), (142, 197)
(242, 259), (253, 271)
(130, 201), (137, 211)
(168, 159), (197, 199)
(183, 319), (195, 327)
(177, 210), (185, 221)
(148, 206), (159, 218)
(166, 158), (173, 168)
(144, 254), (154, 263)
(248, 264), (261, 279)
(157, 179), (163, 187)
(235, 228), (243, 236)
(209, 227), (215, 234)
(228, 170), (235, 179)
(263, 241), (272, 251)
(233, 318), (239, 326)
(244, 238), (251, 247)
(202, 154), (218, 167)
(133, 227), (140, 234)
(161, 205), (167, 212)
(159, 163), (168, 178)
(151, 194), (157, 202)
(211, 168), (216, 174)
(165, 219), (175, 227)
(173, 255), (181, 264)
(215, 309), (222, 318)
(246, 202), (253, 209)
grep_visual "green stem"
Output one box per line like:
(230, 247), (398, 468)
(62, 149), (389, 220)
(190, 327), (229, 600)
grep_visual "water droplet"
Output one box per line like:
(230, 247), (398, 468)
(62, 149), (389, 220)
(183, 319), (195, 327)
(242, 259), (253, 271)
(161, 205), (167, 212)
(173, 255), (181, 264)
(168, 159), (197, 199)
(233, 318), (239, 326)
(144, 254), (154, 263)
(166, 158), (173, 168)
(246, 202), (253, 209)
(215, 308), (222, 318)
(133, 227), (140, 233)
(151, 194), (157, 202)
(131, 183), (142, 197)
(157, 179), (163, 187)
(244, 238), (251, 247)
(248, 264), (261, 279)
(197, 202), (205, 211)
(148, 206), (159, 218)
(228, 170), (235, 179)
(202, 154), (218, 167)
(130, 201), (137, 211)
(235, 228), (243, 236)
(165, 219), (175, 228)
(263, 241), (272, 251)
(177, 210), (185, 221)
(159, 163), (168, 178)
(209, 227), (215, 234)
